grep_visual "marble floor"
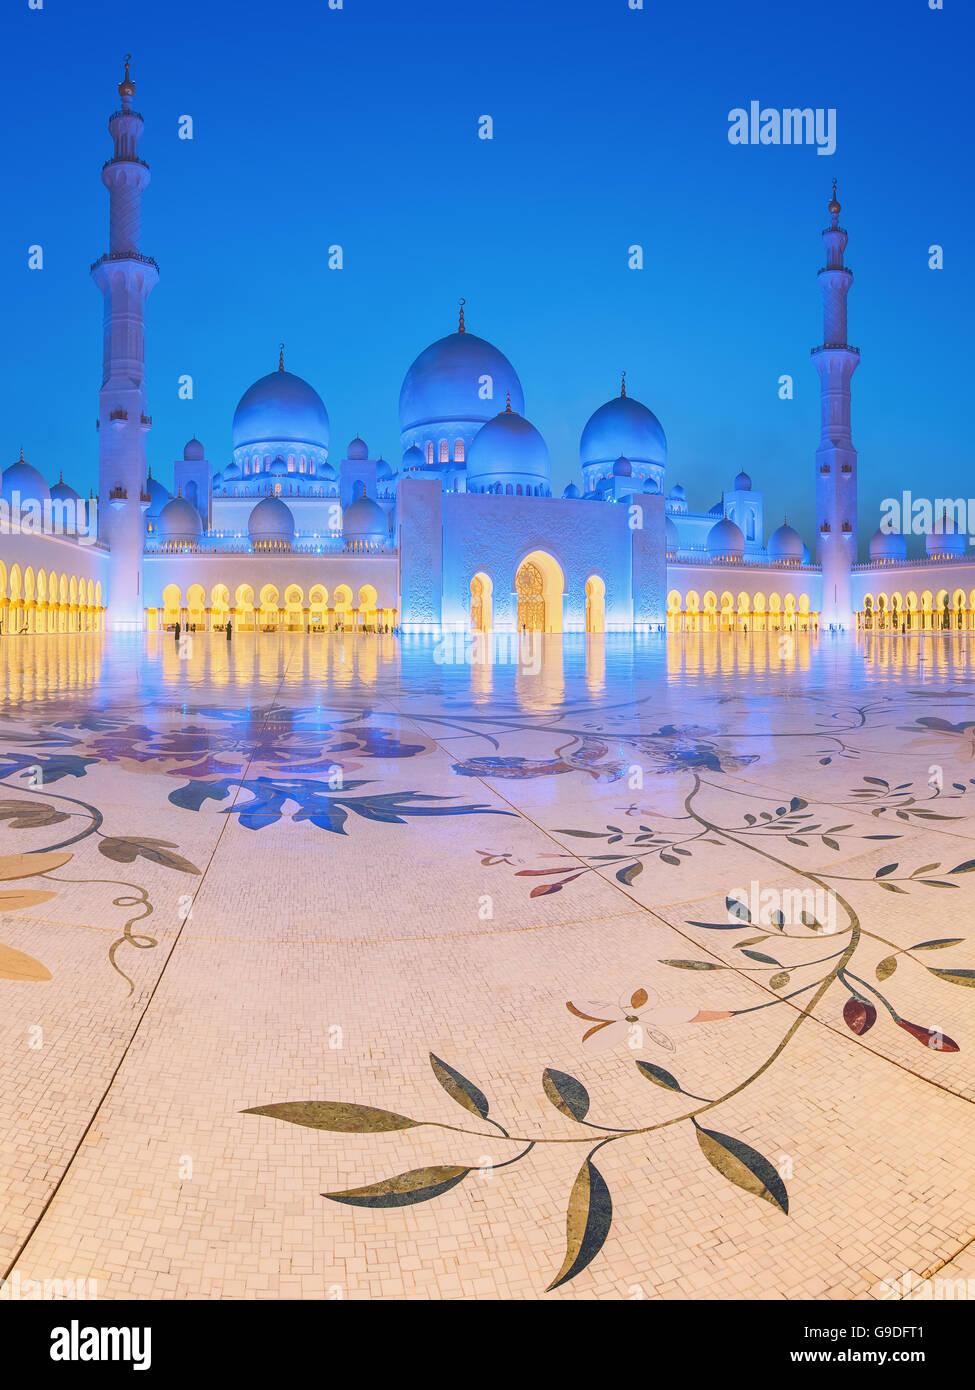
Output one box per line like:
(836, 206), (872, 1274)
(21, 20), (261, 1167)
(2, 628), (975, 1300)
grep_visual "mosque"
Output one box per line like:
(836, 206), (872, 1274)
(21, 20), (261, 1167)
(1, 59), (972, 641)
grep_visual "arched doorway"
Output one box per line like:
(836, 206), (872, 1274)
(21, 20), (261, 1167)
(235, 583), (255, 632)
(585, 575), (606, 633)
(470, 572), (493, 632)
(515, 551), (564, 633)
(333, 584), (353, 632)
(259, 585), (280, 631)
(358, 584), (378, 631)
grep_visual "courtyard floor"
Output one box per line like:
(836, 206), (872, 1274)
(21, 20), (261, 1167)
(1, 629), (975, 1300)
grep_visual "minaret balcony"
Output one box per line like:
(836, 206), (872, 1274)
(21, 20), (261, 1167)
(139, 491), (152, 512)
(108, 486), (128, 511)
(102, 156), (150, 172)
(109, 409), (128, 429)
(140, 413), (152, 429)
(810, 343), (860, 355)
(90, 251), (160, 273)
(842, 522), (853, 533)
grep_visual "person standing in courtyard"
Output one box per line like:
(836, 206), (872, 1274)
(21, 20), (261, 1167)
(226, 618), (232, 642)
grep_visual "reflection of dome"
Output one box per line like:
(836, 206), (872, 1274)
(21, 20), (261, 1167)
(869, 527), (907, 562)
(399, 327), (524, 442)
(734, 470), (752, 491)
(347, 435), (368, 461)
(2, 453), (50, 505)
(926, 513), (966, 557)
(665, 516), (679, 551)
(563, 482), (580, 498)
(466, 406), (550, 491)
(248, 496), (295, 549)
(401, 443), (425, 473)
(613, 454), (632, 477)
(50, 472), (81, 504)
(767, 521), (803, 562)
(580, 392), (667, 470)
(343, 496), (388, 542)
(232, 369), (329, 450)
(706, 516), (745, 558)
(183, 437), (205, 461)
(159, 496), (202, 544)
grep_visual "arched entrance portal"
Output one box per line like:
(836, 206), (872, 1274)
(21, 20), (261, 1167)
(585, 575), (606, 633)
(470, 572), (493, 632)
(515, 551), (564, 634)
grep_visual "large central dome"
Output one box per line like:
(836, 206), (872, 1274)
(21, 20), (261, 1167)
(399, 315), (524, 452)
(232, 368), (330, 451)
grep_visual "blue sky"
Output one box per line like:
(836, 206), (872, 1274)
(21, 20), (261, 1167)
(1, 0), (970, 549)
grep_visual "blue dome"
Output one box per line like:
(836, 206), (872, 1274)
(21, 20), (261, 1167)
(466, 408), (550, 491)
(343, 496), (388, 541)
(706, 517), (745, 558)
(869, 527), (907, 562)
(232, 369), (329, 451)
(248, 496), (295, 546)
(401, 444), (425, 473)
(580, 392), (667, 469)
(347, 436), (368, 461)
(268, 455), (288, 477)
(2, 456), (50, 505)
(183, 437), (205, 461)
(159, 496), (202, 542)
(399, 330), (524, 441)
(613, 454), (632, 477)
(223, 461), (242, 482)
(376, 456), (393, 481)
(767, 521), (803, 561)
(563, 482), (581, 498)
(734, 470), (752, 491)
(50, 473), (81, 504)
(926, 514), (966, 558)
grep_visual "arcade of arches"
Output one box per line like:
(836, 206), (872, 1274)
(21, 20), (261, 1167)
(470, 554), (600, 634)
(666, 589), (819, 634)
(146, 582), (398, 633)
(0, 562), (104, 634)
(859, 589), (975, 632)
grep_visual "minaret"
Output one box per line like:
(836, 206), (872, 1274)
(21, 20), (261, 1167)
(90, 55), (158, 630)
(813, 181), (859, 629)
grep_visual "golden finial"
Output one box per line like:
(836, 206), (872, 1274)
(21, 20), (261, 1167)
(458, 298), (466, 333)
(278, 343), (285, 372)
(505, 391), (512, 413)
(621, 371), (627, 398)
(119, 53), (135, 100)
(828, 179), (841, 216)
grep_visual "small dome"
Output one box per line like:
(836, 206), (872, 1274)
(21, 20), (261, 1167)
(926, 514), (966, 558)
(402, 443), (425, 473)
(269, 455), (288, 477)
(613, 454), (632, 477)
(343, 496), (388, 542)
(232, 368), (329, 450)
(212, 470), (224, 487)
(159, 496), (202, 543)
(318, 459), (337, 482)
(734, 470), (752, 491)
(706, 516), (745, 558)
(248, 496), (295, 548)
(767, 521), (803, 562)
(580, 392), (667, 470)
(2, 454), (50, 505)
(666, 482), (687, 514)
(183, 437), (205, 461)
(869, 527), (907, 562)
(223, 461), (242, 482)
(466, 407), (550, 489)
(144, 472), (170, 516)
(376, 456), (393, 481)
(562, 482), (581, 499)
(665, 516), (679, 551)
(347, 435), (368, 461)
(801, 543), (811, 565)
(50, 473), (81, 504)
